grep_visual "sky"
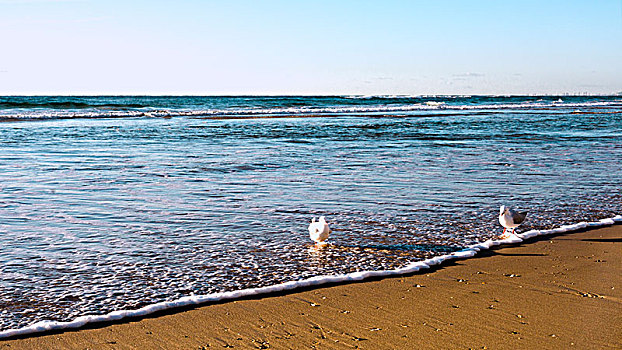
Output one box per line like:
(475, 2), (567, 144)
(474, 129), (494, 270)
(0, 0), (621, 95)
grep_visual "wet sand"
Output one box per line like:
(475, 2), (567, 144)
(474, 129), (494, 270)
(2, 225), (620, 349)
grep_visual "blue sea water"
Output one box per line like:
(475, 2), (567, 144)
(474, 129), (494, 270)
(0, 95), (620, 332)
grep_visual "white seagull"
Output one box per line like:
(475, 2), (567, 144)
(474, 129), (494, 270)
(308, 216), (330, 245)
(499, 205), (527, 238)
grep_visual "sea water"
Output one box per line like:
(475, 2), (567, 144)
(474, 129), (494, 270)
(0, 95), (620, 334)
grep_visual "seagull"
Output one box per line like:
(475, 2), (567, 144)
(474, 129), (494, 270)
(308, 216), (330, 245)
(499, 205), (527, 238)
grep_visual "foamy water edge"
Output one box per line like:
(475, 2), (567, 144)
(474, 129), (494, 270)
(1, 215), (620, 339)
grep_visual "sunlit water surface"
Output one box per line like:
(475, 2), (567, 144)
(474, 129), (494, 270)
(0, 96), (620, 330)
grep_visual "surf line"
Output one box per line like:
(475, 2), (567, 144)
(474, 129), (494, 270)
(1, 215), (620, 339)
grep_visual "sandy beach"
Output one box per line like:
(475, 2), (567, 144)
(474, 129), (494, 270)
(3, 0), (621, 348)
(2, 224), (620, 350)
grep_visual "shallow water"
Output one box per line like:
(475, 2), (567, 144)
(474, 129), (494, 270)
(0, 96), (621, 331)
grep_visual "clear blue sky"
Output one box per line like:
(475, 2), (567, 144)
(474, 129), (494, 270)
(1, 0), (620, 95)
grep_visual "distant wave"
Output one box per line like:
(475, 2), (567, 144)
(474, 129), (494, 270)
(0, 98), (620, 121)
(0, 101), (148, 109)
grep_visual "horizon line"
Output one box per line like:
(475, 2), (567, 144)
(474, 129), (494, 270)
(0, 93), (621, 97)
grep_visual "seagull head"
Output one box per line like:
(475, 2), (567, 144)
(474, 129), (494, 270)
(499, 205), (507, 215)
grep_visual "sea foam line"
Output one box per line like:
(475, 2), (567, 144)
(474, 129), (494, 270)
(1, 214), (620, 339)
(0, 100), (620, 121)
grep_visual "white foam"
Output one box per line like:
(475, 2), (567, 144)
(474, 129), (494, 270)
(0, 214), (618, 339)
(1, 99), (620, 121)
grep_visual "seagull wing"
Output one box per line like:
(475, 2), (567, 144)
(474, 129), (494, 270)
(512, 211), (527, 225)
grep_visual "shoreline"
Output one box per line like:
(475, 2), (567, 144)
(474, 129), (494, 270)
(1, 216), (619, 340)
(1, 221), (621, 349)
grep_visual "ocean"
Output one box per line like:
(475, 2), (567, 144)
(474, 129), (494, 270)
(0, 95), (620, 336)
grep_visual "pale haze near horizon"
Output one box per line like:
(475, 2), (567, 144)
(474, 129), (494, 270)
(0, 0), (620, 96)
